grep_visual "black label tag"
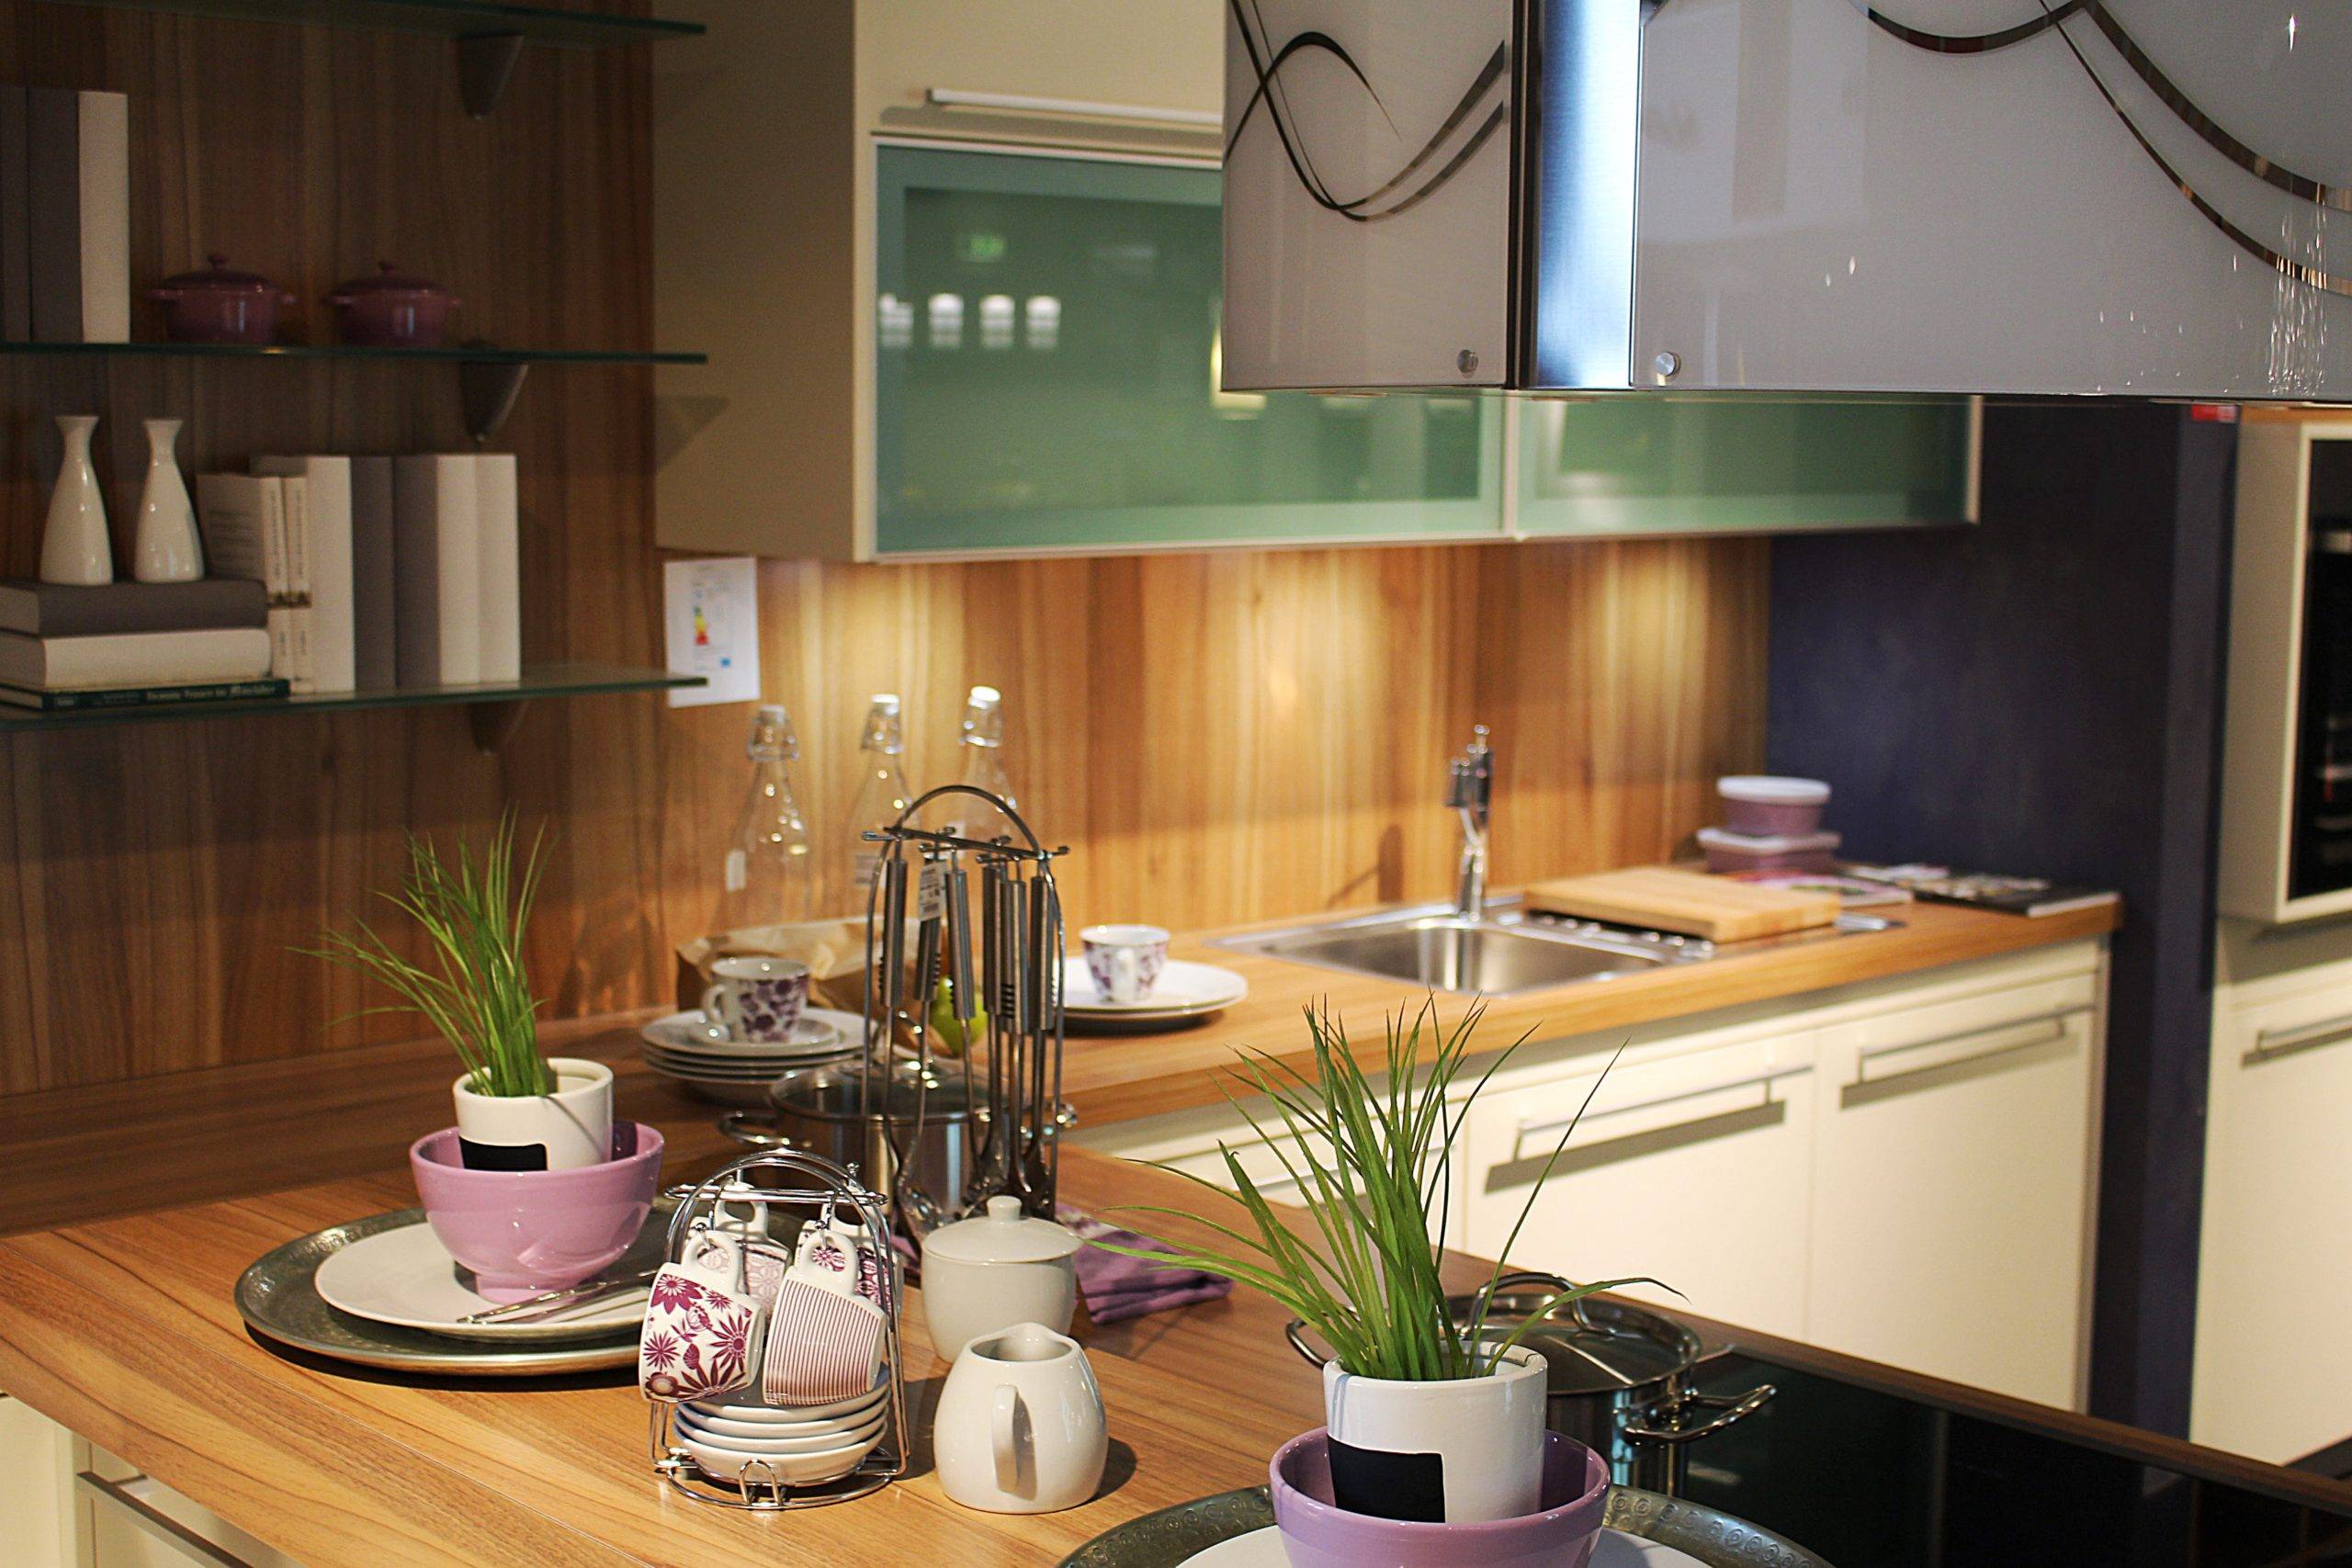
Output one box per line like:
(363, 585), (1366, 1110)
(1326, 1434), (1446, 1522)
(458, 1137), (548, 1171)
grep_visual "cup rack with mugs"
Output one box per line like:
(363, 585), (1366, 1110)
(645, 1149), (909, 1512)
(859, 784), (1070, 1234)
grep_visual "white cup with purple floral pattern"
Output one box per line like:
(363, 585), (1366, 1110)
(639, 1230), (759, 1403)
(1080, 924), (1170, 1005)
(701, 955), (812, 1043)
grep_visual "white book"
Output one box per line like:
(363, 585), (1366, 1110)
(196, 474), (300, 684)
(255, 457), (356, 694)
(75, 90), (125, 344)
(393, 454), (481, 685)
(0, 626), (271, 689)
(474, 453), (520, 684)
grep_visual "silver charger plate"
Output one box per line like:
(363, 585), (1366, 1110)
(235, 1208), (647, 1376)
(1055, 1485), (1833, 1568)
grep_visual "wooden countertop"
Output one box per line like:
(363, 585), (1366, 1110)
(6, 1142), (2342, 1568)
(1056, 894), (2120, 1124)
(0, 889), (2117, 1240)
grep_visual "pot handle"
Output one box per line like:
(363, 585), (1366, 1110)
(1622, 1383), (1776, 1446)
(717, 1111), (797, 1150)
(1467, 1269), (1603, 1330)
(1282, 1319), (1330, 1369)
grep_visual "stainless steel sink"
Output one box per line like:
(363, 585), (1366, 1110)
(1217, 902), (1714, 997)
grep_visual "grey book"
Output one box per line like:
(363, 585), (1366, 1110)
(0, 580), (269, 637)
(347, 456), (397, 691)
(26, 85), (76, 343)
(0, 85), (29, 341)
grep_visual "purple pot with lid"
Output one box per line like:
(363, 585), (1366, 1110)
(147, 254), (296, 344)
(326, 260), (461, 347)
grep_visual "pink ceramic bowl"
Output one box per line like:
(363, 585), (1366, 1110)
(410, 1122), (662, 1302)
(1270, 1428), (1609, 1568)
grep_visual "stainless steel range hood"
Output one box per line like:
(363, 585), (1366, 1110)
(1219, 0), (2351, 400)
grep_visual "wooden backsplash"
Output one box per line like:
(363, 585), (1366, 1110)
(0, 4), (1766, 1096)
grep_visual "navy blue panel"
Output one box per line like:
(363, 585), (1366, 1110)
(1767, 402), (2236, 1435)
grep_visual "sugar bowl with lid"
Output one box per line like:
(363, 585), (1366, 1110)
(921, 1195), (1080, 1359)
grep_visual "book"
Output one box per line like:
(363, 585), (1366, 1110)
(474, 452), (520, 683)
(0, 85), (29, 342)
(393, 454), (481, 685)
(346, 456), (397, 691)
(256, 458), (355, 693)
(278, 471), (315, 693)
(195, 473), (300, 686)
(1849, 865), (2120, 919)
(0, 579), (267, 637)
(0, 676), (288, 712)
(0, 626), (272, 689)
(27, 88), (126, 344)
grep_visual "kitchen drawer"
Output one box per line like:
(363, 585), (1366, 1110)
(1807, 979), (2101, 1407)
(82, 1448), (302, 1568)
(2195, 979), (2352, 1461)
(1461, 1030), (1819, 1338)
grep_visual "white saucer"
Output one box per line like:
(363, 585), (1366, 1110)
(1184, 1526), (1700, 1565)
(1060, 958), (1249, 1018)
(640, 1046), (844, 1077)
(312, 1221), (648, 1342)
(641, 1008), (855, 1058)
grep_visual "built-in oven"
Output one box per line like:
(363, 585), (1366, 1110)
(2220, 421), (2352, 922)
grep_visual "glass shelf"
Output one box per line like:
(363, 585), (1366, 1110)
(36, 0), (704, 48)
(0, 661), (705, 737)
(0, 340), (705, 366)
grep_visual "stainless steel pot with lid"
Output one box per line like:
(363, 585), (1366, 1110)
(718, 1061), (982, 1231)
(1284, 1270), (1773, 1496)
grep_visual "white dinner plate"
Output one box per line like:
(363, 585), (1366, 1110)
(640, 1008), (856, 1058)
(1183, 1526), (1702, 1565)
(312, 1221), (649, 1342)
(1059, 958), (1249, 1018)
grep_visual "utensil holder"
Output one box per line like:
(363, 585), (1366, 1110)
(647, 1150), (908, 1511)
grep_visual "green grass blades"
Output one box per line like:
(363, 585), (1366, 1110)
(1091, 999), (1672, 1383)
(305, 813), (552, 1098)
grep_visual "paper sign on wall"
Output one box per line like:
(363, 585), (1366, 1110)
(663, 555), (760, 707)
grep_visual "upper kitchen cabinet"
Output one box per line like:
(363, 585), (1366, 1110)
(1223, 0), (2352, 400)
(655, 0), (1499, 561)
(1513, 397), (1977, 537)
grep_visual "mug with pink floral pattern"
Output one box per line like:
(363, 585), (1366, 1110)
(639, 1229), (760, 1403)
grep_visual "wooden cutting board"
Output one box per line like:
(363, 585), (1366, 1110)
(1523, 866), (1841, 942)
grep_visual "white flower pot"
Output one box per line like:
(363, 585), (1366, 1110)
(1321, 1345), (1549, 1523)
(451, 1056), (614, 1170)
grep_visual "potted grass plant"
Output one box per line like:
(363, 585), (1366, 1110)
(312, 816), (612, 1170)
(1095, 1000), (1657, 1527)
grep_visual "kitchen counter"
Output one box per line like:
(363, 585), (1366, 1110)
(1056, 892), (2120, 1124)
(0, 888), (2119, 1240)
(5, 1136), (2347, 1567)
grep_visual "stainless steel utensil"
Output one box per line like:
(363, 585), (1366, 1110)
(852, 785), (1068, 1233)
(456, 1271), (656, 1325)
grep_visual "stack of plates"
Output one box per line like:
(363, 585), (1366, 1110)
(1060, 958), (1250, 1032)
(639, 1007), (865, 1106)
(673, 1379), (890, 1484)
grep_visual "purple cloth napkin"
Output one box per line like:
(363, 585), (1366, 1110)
(1060, 1208), (1234, 1325)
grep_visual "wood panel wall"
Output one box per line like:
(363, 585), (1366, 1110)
(0, 2), (1768, 1098)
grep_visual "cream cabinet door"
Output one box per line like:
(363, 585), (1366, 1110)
(0, 1393), (77, 1568)
(2194, 977), (2352, 1462)
(1806, 974), (2100, 1407)
(1459, 1029), (1819, 1338)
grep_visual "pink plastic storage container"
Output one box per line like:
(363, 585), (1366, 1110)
(1717, 775), (1830, 837)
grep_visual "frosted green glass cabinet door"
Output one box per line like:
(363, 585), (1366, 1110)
(1514, 397), (1977, 536)
(873, 144), (1500, 556)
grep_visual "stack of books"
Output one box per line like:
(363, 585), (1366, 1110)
(195, 452), (520, 695)
(0, 579), (277, 711)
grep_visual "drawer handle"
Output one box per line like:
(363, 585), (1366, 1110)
(1853, 1007), (2088, 1086)
(2245, 1012), (2352, 1066)
(77, 1471), (250, 1567)
(1514, 1066), (1806, 1142)
(922, 87), (1223, 130)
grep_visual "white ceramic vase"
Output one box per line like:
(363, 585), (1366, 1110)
(450, 1055), (614, 1170)
(1321, 1345), (1550, 1523)
(40, 414), (111, 586)
(933, 1323), (1107, 1514)
(133, 418), (201, 582)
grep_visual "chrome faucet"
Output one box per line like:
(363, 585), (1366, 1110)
(1448, 725), (1493, 919)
